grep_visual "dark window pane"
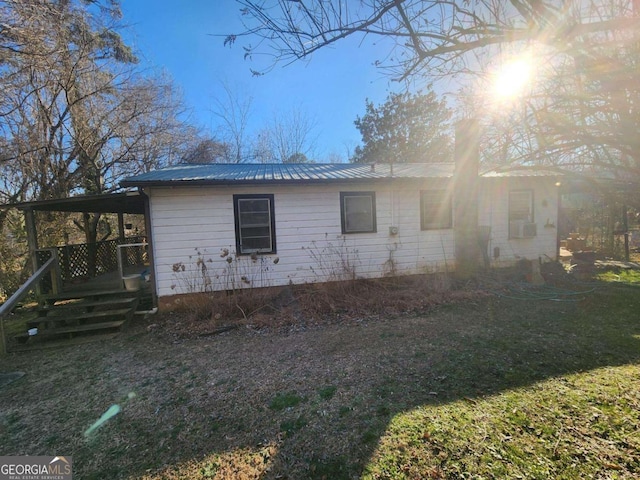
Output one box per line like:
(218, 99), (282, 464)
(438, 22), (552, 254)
(238, 199), (269, 213)
(509, 191), (533, 222)
(240, 212), (270, 227)
(421, 190), (452, 230)
(240, 226), (271, 238)
(343, 194), (374, 232)
(241, 235), (272, 251)
(234, 195), (276, 254)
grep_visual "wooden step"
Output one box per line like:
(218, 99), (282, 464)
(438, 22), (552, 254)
(40, 319), (126, 336)
(28, 308), (134, 330)
(9, 333), (120, 352)
(37, 297), (138, 315)
(14, 320), (126, 342)
(42, 289), (134, 303)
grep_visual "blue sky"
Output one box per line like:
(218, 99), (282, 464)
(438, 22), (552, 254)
(120, 1), (402, 161)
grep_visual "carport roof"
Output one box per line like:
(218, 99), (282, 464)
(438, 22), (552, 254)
(3, 191), (145, 214)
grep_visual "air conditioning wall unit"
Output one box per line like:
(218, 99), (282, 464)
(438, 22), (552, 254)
(509, 220), (537, 239)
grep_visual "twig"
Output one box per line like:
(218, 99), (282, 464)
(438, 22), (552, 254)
(236, 303), (248, 322)
(197, 325), (240, 337)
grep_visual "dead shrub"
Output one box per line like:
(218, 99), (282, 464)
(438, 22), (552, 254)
(292, 273), (459, 321)
(157, 272), (488, 339)
(160, 287), (285, 337)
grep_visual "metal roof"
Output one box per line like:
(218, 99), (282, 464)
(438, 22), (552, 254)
(0, 164), (562, 214)
(481, 167), (564, 178)
(120, 163), (562, 188)
(121, 163), (455, 187)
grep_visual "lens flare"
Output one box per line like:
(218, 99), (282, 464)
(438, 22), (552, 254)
(492, 57), (533, 101)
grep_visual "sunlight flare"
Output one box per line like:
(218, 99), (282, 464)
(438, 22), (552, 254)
(491, 56), (533, 102)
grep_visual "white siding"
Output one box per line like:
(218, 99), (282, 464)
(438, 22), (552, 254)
(146, 177), (559, 297)
(478, 177), (559, 266)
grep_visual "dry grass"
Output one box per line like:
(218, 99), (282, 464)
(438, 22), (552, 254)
(0, 272), (639, 479)
(158, 273), (484, 338)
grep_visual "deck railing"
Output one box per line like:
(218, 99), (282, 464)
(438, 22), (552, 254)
(0, 256), (58, 355)
(36, 236), (146, 285)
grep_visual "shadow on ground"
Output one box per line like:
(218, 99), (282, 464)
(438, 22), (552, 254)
(0, 282), (638, 479)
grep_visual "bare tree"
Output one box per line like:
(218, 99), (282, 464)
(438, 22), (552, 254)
(181, 137), (231, 164)
(0, 0), (199, 276)
(210, 81), (319, 163)
(261, 106), (318, 163)
(210, 80), (254, 163)
(0, 0), (196, 200)
(229, 1), (639, 80)
(228, 1), (640, 180)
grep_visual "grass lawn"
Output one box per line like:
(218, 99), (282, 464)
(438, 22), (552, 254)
(0, 276), (639, 479)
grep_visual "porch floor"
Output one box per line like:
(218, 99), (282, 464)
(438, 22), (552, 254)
(57, 267), (148, 296)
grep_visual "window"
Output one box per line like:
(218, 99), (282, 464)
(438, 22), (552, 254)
(233, 194), (276, 254)
(508, 190), (534, 223)
(340, 191), (376, 234)
(509, 190), (536, 238)
(420, 189), (452, 230)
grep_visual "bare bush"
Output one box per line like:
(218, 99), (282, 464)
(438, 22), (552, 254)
(159, 271), (487, 339)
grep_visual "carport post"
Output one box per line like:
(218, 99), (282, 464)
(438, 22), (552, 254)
(24, 208), (39, 272)
(118, 212), (126, 242)
(24, 207), (42, 298)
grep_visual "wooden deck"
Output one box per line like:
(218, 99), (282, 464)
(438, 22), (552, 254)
(54, 267), (148, 295)
(7, 270), (152, 351)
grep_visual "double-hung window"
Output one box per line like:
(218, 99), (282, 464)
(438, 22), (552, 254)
(508, 189), (536, 238)
(420, 189), (452, 230)
(508, 190), (534, 223)
(233, 194), (276, 254)
(340, 191), (376, 234)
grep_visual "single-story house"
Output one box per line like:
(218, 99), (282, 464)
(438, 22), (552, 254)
(121, 159), (562, 304)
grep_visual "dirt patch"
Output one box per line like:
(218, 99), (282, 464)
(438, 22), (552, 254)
(1, 271), (637, 479)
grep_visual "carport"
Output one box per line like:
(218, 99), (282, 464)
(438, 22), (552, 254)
(14, 191), (153, 294)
